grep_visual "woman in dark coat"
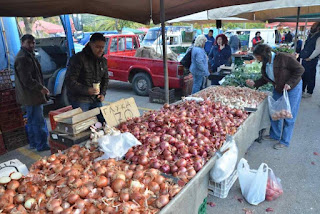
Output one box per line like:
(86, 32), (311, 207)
(208, 34), (231, 85)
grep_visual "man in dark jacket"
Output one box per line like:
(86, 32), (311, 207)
(65, 33), (108, 122)
(14, 34), (50, 151)
(284, 31), (293, 43)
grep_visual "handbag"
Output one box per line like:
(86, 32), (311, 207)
(180, 48), (192, 69)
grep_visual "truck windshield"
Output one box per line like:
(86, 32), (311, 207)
(17, 16), (64, 38)
(144, 29), (160, 41)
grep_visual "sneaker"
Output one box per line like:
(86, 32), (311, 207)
(273, 143), (287, 150)
(37, 145), (50, 152)
(302, 93), (312, 98)
(263, 135), (279, 142)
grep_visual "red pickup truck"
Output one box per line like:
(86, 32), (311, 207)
(103, 34), (193, 96)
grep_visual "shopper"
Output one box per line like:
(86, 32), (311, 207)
(246, 44), (304, 150)
(65, 33), (109, 122)
(204, 30), (215, 55)
(190, 35), (209, 94)
(284, 31), (293, 43)
(229, 31), (241, 63)
(252, 31), (263, 48)
(229, 31), (241, 54)
(208, 34), (231, 85)
(14, 34), (50, 151)
(299, 22), (320, 98)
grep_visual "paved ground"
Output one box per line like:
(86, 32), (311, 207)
(1, 74), (320, 214)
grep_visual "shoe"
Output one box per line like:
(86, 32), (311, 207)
(302, 93), (312, 98)
(273, 143), (287, 150)
(37, 145), (50, 152)
(29, 145), (36, 150)
(263, 135), (279, 142)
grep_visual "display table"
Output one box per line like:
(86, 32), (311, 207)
(160, 98), (270, 214)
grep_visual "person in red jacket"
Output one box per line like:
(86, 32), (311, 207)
(252, 31), (263, 47)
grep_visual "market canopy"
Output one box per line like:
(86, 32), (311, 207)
(207, 0), (320, 21)
(0, 0), (270, 24)
(167, 11), (256, 24)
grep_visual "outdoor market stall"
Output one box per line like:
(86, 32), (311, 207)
(0, 84), (271, 213)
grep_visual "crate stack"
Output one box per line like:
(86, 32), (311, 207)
(0, 69), (28, 153)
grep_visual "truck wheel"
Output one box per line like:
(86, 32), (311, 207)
(132, 73), (152, 96)
(56, 85), (70, 108)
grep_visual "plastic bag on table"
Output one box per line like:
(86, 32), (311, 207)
(268, 89), (292, 121)
(210, 136), (238, 183)
(237, 158), (268, 205)
(266, 168), (283, 201)
(182, 96), (204, 102)
(95, 132), (141, 161)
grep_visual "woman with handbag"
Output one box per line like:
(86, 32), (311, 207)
(246, 44), (304, 150)
(190, 35), (209, 94)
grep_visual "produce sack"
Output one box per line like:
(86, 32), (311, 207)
(237, 158), (268, 205)
(95, 132), (141, 161)
(268, 89), (292, 121)
(210, 136), (238, 183)
(266, 168), (283, 201)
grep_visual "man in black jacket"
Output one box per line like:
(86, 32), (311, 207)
(65, 33), (108, 122)
(14, 34), (50, 151)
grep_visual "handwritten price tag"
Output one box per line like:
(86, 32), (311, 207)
(100, 98), (140, 127)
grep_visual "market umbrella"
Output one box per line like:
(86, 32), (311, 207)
(0, 0), (270, 25)
(167, 11), (255, 24)
(207, 0), (320, 21)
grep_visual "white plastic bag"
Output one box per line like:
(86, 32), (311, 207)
(237, 158), (268, 205)
(210, 136), (238, 183)
(95, 132), (141, 161)
(268, 89), (292, 121)
(182, 96), (204, 102)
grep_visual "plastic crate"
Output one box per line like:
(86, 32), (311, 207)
(0, 119), (25, 132)
(49, 139), (68, 154)
(0, 107), (23, 124)
(198, 197), (207, 214)
(2, 127), (28, 151)
(0, 89), (16, 104)
(0, 132), (7, 155)
(208, 170), (238, 198)
(49, 105), (73, 131)
(0, 70), (14, 91)
(149, 87), (175, 104)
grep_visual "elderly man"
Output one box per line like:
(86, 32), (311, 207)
(14, 34), (50, 151)
(65, 33), (108, 122)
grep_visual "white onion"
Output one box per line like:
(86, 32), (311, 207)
(24, 198), (36, 209)
(0, 176), (11, 184)
(10, 172), (23, 180)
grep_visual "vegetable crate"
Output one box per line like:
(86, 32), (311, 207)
(49, 139), (68, 154)
(0, 89), (16, 104)
(2, 127), (28, 151)
(0, 69), (14, 91)
(0, 106), (24, 132)
(48, 105), (73, 130)
(208, 170), (238, 198)
(198, 197), (207, 214)
(0, 132), (7, 155)
(149, 87), (175, 104)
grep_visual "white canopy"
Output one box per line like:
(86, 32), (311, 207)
(207, 0), (320, 21)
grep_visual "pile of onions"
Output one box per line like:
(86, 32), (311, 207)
(193, 86), (268, 109)
(119, 100), (248, 182)
(0, 145), (181, 213)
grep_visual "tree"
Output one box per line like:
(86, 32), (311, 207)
(22, 17), (36, 34)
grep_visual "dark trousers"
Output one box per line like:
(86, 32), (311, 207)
(70, 101), (105, 123)
(302, 59), (318, 94)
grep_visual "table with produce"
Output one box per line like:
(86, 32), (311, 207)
(0, 80), (271, 213)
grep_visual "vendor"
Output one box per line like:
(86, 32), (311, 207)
(246, 44), (304, 150)
(252, 31), (263, 47)
(208, 34), (231, 85)
(65, 33), (109, 122)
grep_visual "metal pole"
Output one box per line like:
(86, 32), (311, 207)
(294, 7), (300, 52)
(160, 0), (169, 103)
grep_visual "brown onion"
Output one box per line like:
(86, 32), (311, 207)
(156, 194), (169, 208)
(111, 179), (125, 193)
(96, 176), (108, 188)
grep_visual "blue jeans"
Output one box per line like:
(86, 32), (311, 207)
(192, 75), (204, 94)
(231, 47), (238, 63)
(71, 101), (104, 123)
(269, 80), (302, 146)
(25, 105), (49, 150)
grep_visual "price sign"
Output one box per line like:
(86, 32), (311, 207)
(100, 97), (140, 127)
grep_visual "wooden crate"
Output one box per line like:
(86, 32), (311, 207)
(149, 87), (175, 104)
(2, 127), (28, 151)
(55, 117), (98, 135)
(48, 105), (74, 130)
